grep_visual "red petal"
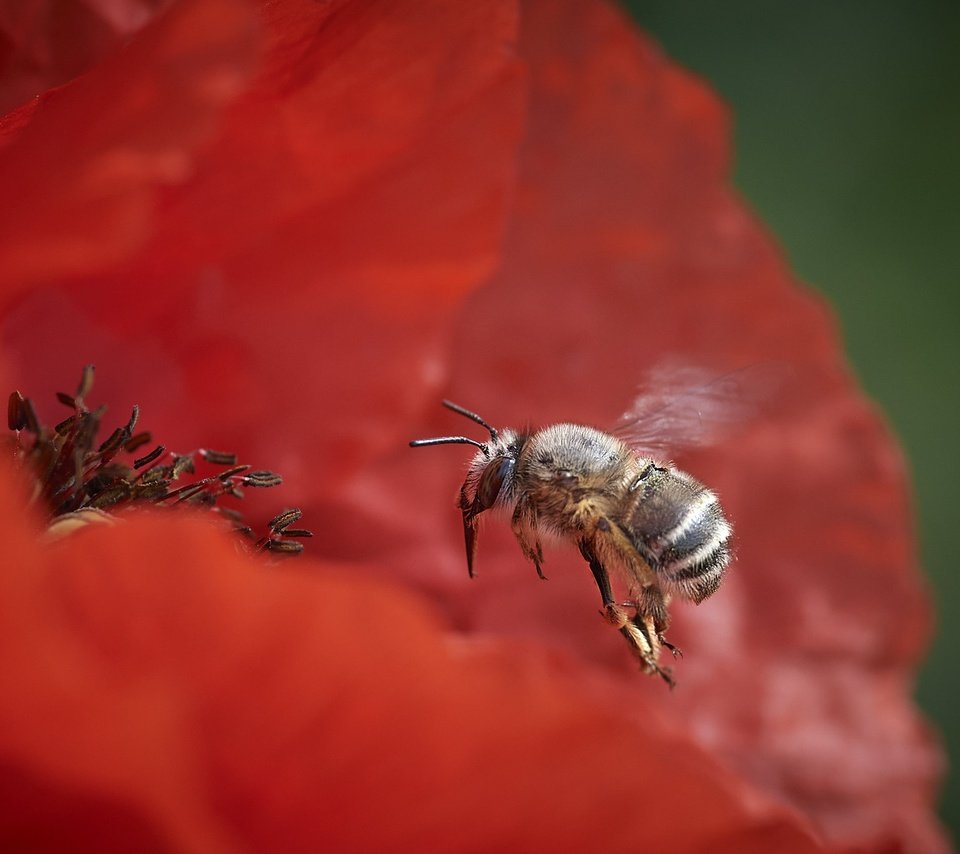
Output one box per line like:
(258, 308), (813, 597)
(0, 0), (260, 292)
(0, 0), (158, 115)
(0, 0), (526, 495)
(0, 0), (944, 850)
(0, 460), (821, 851)
(335, 2), (945, 850)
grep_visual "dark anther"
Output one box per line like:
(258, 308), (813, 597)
(264, 540), (305, 554)
(7, 391), (26, 431)
(75, 365), (95, 401)
(89, 485), (132, 509)
(133, 445), (166, 469)
(54, 415), (77, 435)
(216, 464), (251, 481)
(9, 366), (308, 557)
(21, 397), (40, 433)
(268, 508), (303, 532)
(124, 432), (152, 453)
(98, 427), (124, 454)
(200, 449), (239, 466)
(242, 470), (283, 488)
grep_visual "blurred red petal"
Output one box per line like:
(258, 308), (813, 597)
(0, 0), (259, 292)
(330, 2), (945, 851)
(136, 0), (524, 289)
(0, 0), (945, 851)
(0, 0), (162, 115)
(0, 0), (526, 495)
(0, 462), (821, 852)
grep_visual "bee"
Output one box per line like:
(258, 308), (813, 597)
(410, 393), (734, 686)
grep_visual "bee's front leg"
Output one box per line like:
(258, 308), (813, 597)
(578, 540), (671, 683)
(511, 501), (546, 580)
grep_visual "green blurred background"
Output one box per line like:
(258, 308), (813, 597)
(627, 0), (959, 838)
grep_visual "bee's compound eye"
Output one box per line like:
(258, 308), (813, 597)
(476, 457), (515, 510)
(556, 470), (577, 487)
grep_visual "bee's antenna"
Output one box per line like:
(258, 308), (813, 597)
(441, 400), (499, 441)
(409, 436), (487, 451)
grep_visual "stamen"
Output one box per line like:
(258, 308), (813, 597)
(7, 366), (310, 556)
(133, 445), (166, 469)
(7, 391), (26, 431)
(200, 449), (239, 466)
(268, 508), (303, 532)
(124, 432), (153, 453)
(242, 470), (283, 487)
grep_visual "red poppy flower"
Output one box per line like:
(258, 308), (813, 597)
(0, 1), (946, 852)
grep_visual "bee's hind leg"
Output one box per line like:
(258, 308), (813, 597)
(624, 586), (682, 659)
(511, 502), (547, 580)
(577, 539), (623, 623)
(578, 540), (670, 681)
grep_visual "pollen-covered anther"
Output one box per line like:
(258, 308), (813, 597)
(264, 539), (305, 555)
(200, 448), (239, 466)
(268, 508), (303, 532)
(242, 470), (283, 488)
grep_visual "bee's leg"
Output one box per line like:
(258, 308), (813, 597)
(624, 606), (674, 686)
(579, 539), (671, 683)
(626, 589), (676, 683)
(511, 501), (546, 580)
(660, 638), (682, 658)
(625, 586), (681, 659)
(577, 539), (619, 616)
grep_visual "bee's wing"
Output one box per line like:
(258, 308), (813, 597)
(614, 362), (783, 457)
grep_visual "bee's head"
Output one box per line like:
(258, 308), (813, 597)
(410, 401), (526, 578)
(409, 400), (521, 513)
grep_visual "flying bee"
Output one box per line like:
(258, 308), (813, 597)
(410, 381), (739, 685)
